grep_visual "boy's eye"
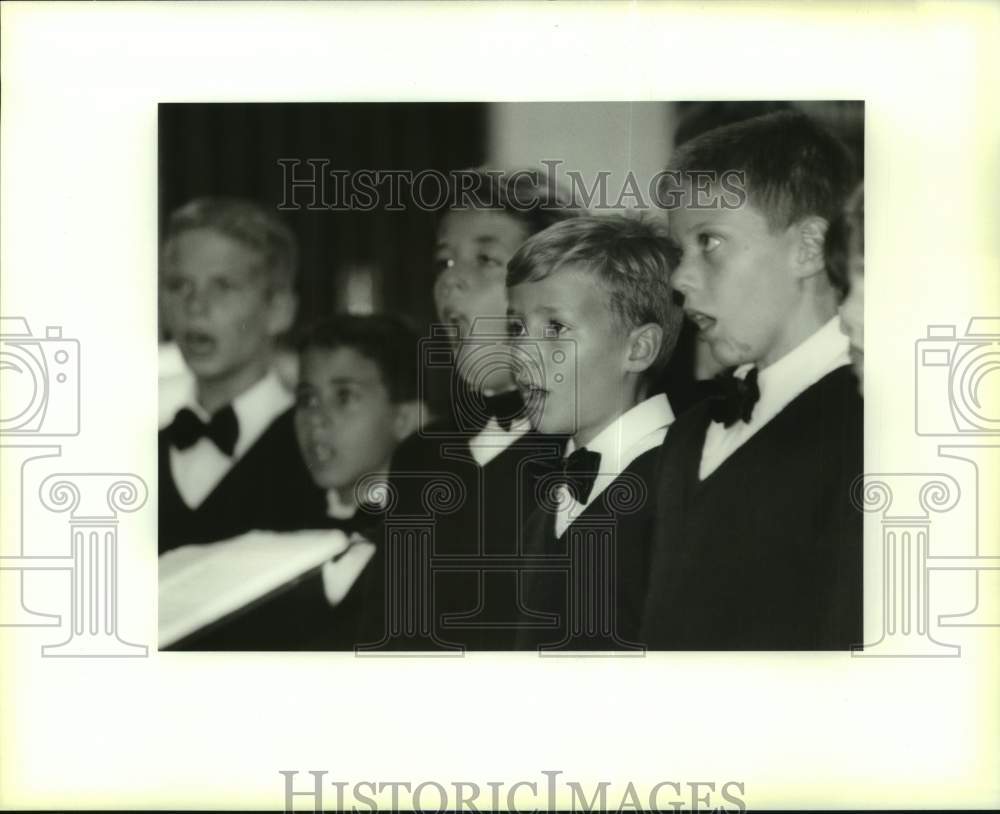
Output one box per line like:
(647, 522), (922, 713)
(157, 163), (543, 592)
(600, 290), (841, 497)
(162, 277), (190, 295)
(507, 318), (526, 338)
(295, 390), (319, 410)
(698, 234), (722, 253)
(476, 253), (503, 270)
(211, 277), (241, 294)
(335, 387), (360, 406)
(433, 257), (454, 275)
(545, 320), (568, 337)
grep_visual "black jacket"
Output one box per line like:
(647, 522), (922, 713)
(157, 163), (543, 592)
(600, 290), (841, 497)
(640, 366), (863, 650)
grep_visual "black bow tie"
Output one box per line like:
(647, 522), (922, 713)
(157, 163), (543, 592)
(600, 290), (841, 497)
(482, 388), (524, 432)
(166, 405), (239, 456)
(707, 367), (760, 428)
(558, 446), (602, 505)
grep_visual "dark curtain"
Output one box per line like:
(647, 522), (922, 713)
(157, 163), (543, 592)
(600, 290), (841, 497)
(159, 103), (488, 333)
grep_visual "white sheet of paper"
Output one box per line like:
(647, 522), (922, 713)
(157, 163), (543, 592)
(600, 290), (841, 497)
(158, 529), (350, 648)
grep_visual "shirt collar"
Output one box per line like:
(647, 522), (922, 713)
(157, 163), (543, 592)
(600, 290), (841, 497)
(565, 393), (675, 470)
(480, 415), (533, 435)
(735, 316), (849, 417)
(326, 477), (390, 520)
(179, 371), (293, 458)
(326, 488), (360, 520)
(553, 393), (673, 533)
(233, 372), (294, 456)
(467, 417), (532, 466)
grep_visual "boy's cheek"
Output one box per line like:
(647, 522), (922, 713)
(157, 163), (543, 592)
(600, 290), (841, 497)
(536, 397), (574, 435)
(160, 301), (185, 330)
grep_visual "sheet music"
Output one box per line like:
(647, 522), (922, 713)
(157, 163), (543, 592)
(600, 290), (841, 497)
(158, 529), (350, 648)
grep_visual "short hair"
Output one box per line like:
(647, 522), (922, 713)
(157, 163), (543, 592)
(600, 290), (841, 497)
(674, 101), (796, 148)
(441, 166), (583, 237)
(824, 183), (865, 299)
(162, 197), (299, 293)
(659, 110), (858, 231)
(296, 313), (421, 403)
(506, 214), (684, 378)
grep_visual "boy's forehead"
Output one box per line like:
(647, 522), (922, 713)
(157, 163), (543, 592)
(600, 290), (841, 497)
(509, 264), (610, 316)
(300, 345), (383, 384)
(667, 199), (769, 236)
(168, 227), (265, 276)
(437, 208), (528, 246)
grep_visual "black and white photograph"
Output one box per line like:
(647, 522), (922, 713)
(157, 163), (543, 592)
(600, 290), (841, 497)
(156, 101), (866, 652)
(2, 2), (997, 812)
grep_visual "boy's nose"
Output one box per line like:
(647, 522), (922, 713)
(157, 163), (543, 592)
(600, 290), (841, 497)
(304, 408), (334, 431)
(437, 265), (469, 291)
(182, 287), (211, 316)
(670, 257), (699, 296)
(434, 269), (469, 303)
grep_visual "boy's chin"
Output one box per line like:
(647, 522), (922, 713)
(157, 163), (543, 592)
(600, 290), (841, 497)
(307, 468), (350, 494)
(531, 410), (575, 437)
(707, 342), (753, 371)
(183, 354), (242, 383)
(180, 353), (222, 376)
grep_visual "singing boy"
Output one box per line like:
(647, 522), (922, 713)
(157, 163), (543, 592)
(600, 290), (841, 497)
(642, 111), (864, 649)
(158, 197), (322, 554)
(505, 215), (684, 650)
(387, 167), (580, 650)
(171, 314), (423, 650)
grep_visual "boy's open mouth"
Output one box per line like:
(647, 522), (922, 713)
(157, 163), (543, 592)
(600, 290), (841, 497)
(518, 382), (548, 409)
(307, 441), (336, 464)
(441, 308), (470, 339)
(181, 330), (218, 357)
(686, 310), (717, 333)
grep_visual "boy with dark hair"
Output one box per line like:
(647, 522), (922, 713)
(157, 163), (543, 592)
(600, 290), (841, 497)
(158, 197), (321, 553)
(505, 214), (684, 649)
(642, 111), (864, 649)
(173, 314), (423, 650)
(387, 167), (581, 650)
(294, 314), (423, 527)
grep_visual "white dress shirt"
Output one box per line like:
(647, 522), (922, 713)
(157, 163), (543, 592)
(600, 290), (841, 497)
(467, 416), (533, 467)
(554, 393), (675, 539)
(167, 371), (294, 508)
(319, 485), (384, 606)
(699, 316), (850, 480)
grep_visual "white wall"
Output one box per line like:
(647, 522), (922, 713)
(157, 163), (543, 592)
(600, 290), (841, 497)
(487, 102), (675, 212)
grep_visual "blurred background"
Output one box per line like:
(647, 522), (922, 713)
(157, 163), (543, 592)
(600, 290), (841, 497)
(158, 101), (863, 417)
(159, 100), (863, 330)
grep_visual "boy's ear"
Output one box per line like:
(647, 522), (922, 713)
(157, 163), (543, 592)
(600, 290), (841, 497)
(624, 322), (663, 375)
(391, 399), (423, 442)
(794, 216), (829, 279)
(266, 288), (298, 337)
